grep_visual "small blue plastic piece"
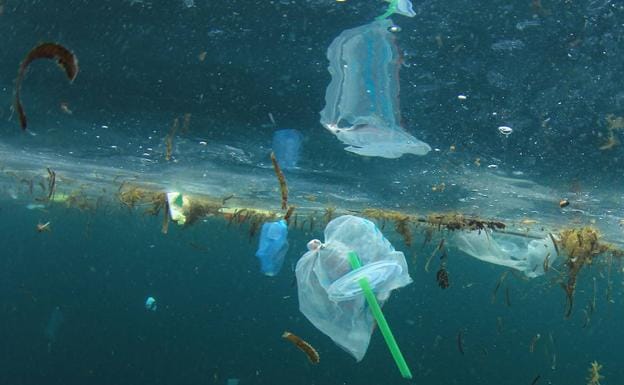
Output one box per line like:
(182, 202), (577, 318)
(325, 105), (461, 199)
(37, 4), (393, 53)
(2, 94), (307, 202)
(145, 296), (157, 311)
(272, 129), (303, 169)
(255, 219), (289, 276)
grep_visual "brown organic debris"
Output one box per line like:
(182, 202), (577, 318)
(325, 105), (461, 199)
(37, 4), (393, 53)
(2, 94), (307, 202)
(14, 42), (78, 130)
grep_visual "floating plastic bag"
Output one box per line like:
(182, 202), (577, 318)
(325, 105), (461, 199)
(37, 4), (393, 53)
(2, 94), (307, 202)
(255, 219), (289, 276)
(295, 215), (412, 361)
(320, 20), (430, 158)
(377, 0), (417, 19)
(454, 230), (558, 278)
(272, 128), (303, 169)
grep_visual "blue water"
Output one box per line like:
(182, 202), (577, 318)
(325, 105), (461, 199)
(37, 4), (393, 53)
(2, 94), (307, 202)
(1, 0), (624, 384)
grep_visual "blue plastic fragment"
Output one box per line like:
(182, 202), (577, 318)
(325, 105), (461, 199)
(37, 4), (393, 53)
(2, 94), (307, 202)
(272, 129), (303, 169)
(255, 219), (289, 276)
(145, 296), (157, 311)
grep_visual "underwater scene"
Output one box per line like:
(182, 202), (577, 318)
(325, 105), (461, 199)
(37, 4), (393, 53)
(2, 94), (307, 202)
(1, 0), (624, 384)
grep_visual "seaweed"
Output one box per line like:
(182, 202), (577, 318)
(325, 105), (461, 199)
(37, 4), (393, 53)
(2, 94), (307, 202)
(587, 361), (604, 385)
(14, 42), (78, 130)
(270, 152), (288, 210)
(323, 206), (335, 225)
(361, 209), (413, 247)
(165, 118), (178, 161)
(559, 227), (609, 318)
(282, 331), (320, 364)
(425, 213), (506, 232)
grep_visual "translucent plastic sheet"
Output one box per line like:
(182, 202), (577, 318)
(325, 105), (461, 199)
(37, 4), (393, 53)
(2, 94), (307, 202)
(320, 19), (430, 158)
(453, 230), (558, 278)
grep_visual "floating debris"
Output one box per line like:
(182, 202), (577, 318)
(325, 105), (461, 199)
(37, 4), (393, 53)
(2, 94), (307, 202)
(530, 374), (541, 385)
(282, 331), (319, 364)
(586, 361), (604, 385)
(36, 221), (51, 233)
(165, 118), (178, 161)
(529, 333), (541, 353)
(270, 152), (288, 210)
(436, 266), (450, 289)
(559, 227), (611, 317)
(491, 271), (509, 304)
(498, 126), (513, 136)
(14, 42), (78, 130)
(505, 286), (512, 307)
(425, 238), (445, 273)
(559, 199), (570, 208)
(457, 329), (465, 355)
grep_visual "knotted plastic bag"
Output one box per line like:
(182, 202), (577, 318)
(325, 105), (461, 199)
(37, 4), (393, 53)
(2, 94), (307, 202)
(295, 215), (412, 361)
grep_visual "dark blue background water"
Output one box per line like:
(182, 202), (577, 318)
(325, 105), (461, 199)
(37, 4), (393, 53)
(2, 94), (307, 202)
(1, 204), (622, 385)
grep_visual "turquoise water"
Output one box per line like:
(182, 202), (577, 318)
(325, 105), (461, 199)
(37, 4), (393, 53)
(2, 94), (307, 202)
(1, 0), (623, 384)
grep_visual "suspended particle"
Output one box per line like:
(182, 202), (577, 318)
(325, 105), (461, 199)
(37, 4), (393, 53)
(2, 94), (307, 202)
(498, 126), (513, 136)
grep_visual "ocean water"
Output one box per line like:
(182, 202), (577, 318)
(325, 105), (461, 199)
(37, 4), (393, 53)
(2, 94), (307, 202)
(1, 0), (624, 384)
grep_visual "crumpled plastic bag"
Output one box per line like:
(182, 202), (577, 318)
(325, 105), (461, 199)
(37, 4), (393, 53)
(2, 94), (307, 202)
(453, 230), (558, 278)
(295, 215), (412, 361)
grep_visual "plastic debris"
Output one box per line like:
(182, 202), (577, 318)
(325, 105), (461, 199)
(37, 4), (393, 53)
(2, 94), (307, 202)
(377, 0), (416, 20)
(295, 215), (412, 361)
(145, 296), (157, 311)
(255, 219), (289, 276)
(320, 20), (430, 158)
(167, 192), (190, 225)
(272, 129), (303, 169)
(453, 230), (558, 278)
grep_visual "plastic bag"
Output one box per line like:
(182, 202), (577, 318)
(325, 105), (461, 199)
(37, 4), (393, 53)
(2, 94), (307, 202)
(453, 230), (557, 278)
(272, 128), (303, 169)
(255, 219), (289, 276)
(320, 20), (430, 158)
(295, 215), (412, 361)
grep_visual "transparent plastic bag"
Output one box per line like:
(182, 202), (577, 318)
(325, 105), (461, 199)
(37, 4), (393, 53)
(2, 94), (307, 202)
(454, 230), (557, 278)
(320, 20), (430, 158)
(295, 215), (412, 361)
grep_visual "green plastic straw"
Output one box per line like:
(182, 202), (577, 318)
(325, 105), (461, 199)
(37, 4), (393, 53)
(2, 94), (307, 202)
(375, 0), (398, 20)
(347, 251), (412, 379)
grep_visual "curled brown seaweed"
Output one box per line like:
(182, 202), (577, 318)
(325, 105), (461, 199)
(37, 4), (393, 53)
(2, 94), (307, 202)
(14, 42), (78, 130)
(282, 331), (319, 364)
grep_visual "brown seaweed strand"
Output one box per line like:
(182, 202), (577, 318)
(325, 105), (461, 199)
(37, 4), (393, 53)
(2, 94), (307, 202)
(284, 205), (296, 223)
(165, 118), (178, 161)
(282, 331), (319, 364)
(270, 152), (288, 210)
(46, 167), (56, 201)
(14, 42), (78, 130)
